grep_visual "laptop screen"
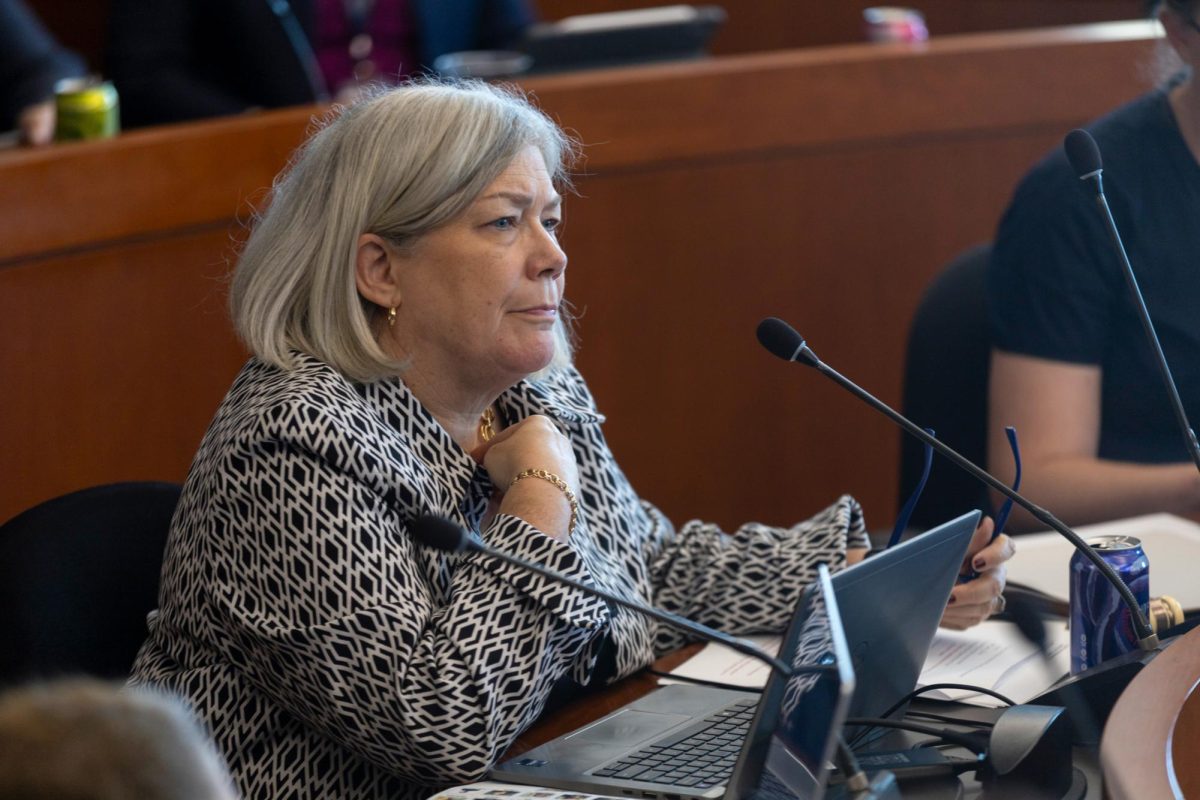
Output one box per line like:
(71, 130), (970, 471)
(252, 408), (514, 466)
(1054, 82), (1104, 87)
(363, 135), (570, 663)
(726, 564), (855, 800)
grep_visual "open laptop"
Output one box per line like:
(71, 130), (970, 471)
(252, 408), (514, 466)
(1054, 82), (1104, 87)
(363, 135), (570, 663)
(725, 564), (855, 800)
(493, 564), (852, 800)
(491, 511), (978, 799)
(833, 510), (980, 741)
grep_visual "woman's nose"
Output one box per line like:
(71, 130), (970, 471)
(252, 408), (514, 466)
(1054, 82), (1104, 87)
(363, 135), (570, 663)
(530, 227), (567, 279)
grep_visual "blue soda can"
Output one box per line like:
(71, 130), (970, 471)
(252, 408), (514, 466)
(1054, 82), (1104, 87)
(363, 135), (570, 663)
(1069, 535), (1149, 675)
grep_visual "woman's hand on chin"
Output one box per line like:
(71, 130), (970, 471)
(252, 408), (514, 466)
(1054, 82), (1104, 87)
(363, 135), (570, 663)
(477, 415), (580, 542)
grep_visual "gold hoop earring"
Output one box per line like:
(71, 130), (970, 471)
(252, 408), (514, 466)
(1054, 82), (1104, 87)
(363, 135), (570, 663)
(387, 307), (397, 327)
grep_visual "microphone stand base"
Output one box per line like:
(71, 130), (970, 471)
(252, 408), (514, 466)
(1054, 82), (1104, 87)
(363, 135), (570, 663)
(1031, 644), (1166, 745)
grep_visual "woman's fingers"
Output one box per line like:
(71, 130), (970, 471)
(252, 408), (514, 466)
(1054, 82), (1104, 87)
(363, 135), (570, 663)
(950, 565), (1007, 606)
(968, 534), (1016, 574)
(942, 564), (1008, 629)
(941, 593), (1007, 629)
(479, 415), (579, 490)
(960, 516), (994, 572)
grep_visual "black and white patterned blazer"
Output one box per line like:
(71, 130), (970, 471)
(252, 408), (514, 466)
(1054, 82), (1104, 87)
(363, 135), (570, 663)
(130, 353), (869, 800)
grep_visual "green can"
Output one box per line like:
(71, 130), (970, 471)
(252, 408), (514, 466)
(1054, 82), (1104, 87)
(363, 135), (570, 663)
(54, 78), (120, 142)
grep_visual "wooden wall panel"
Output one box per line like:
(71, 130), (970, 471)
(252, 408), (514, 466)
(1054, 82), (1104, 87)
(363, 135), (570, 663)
(1, 230), (247, 520)
(0, 23), (1162, 530)
(559, 135), (1079, 528)
(0, 110), (314, 263)
(516, 22), (1160, 529)
(0, 110), (314, 524)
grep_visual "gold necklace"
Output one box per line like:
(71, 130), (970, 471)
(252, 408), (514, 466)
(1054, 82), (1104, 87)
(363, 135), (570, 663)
(479, 406), (496, 443)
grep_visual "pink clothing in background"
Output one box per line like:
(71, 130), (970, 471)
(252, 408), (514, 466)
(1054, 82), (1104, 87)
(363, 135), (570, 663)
(314, 0), (418, 91)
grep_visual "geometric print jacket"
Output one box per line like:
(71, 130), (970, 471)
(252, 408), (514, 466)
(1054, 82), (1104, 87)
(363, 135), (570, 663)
(129, 353), (870, 800)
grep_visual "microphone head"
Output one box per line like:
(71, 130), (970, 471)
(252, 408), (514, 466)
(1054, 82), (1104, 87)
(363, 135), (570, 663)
(756, 317), (818, 367)
(410, 514), (472, 553)
(1064, 129), (1102, 179)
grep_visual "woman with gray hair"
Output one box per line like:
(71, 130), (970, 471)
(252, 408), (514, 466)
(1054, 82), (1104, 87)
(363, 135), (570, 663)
(131, 79), (1011, 800)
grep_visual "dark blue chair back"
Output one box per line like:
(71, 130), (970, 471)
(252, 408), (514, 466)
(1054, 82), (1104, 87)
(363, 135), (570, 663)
(898, 244), (994, 531)
(0, 482), (181, 686)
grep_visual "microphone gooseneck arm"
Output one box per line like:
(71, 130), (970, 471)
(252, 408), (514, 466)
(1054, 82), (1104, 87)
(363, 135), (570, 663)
(755, 319), (1158, 650)
(1065, 129), (1200, 477)
(409, 515), (799, 678)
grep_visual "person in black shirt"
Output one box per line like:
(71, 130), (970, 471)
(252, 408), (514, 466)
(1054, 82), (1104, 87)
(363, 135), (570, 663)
(987, 0), (1200, 529)
(0, 0), (85, 145)
(105, 0), (535, 129)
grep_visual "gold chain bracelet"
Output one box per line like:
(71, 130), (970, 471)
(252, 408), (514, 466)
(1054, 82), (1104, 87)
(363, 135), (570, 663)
(509, 468), (578, 536)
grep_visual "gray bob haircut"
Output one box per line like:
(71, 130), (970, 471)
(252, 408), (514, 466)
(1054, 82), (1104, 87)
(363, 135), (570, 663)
(230, 78), (580, 383)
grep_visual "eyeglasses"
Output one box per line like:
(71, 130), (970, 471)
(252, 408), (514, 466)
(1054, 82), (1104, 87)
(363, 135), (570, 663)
(955, 425), (1020, 585)
(886, 424), (1021, 549)
(888, 427), (935, 549)
(990, 426), (1021, 539)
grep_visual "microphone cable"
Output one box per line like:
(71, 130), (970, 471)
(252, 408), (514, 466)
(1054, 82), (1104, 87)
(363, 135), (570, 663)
(843, 717), (989, 755)
(834, 736), (872, 793)
(877, 683), (1015, 719)
(848, 683), (1014, 748)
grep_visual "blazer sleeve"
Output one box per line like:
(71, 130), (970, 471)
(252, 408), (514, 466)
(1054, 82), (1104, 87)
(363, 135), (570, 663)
(202, 438), (610, 785)
(540, 364), (871, 660)
(0, 0), (85, 128)
(641, 495), (870, 653)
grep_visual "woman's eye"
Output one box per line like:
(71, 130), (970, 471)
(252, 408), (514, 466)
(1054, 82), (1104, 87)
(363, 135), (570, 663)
(542, 218), (561, 232)
(490, 216), (517, 230)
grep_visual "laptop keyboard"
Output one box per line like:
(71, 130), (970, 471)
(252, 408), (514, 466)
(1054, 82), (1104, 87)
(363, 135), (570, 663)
(591, 699), (757, 789)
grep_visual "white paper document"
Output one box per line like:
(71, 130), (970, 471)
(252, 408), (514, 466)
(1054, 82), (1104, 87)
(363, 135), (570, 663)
(662, 621), (1069, 708)
(916, 620), (1070, 706)
(1006, 513), (1200, 610)
(659, 635), (781, 688)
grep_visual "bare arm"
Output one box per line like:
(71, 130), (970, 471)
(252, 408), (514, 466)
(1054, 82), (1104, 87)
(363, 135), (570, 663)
(988, 350), (1200, 531)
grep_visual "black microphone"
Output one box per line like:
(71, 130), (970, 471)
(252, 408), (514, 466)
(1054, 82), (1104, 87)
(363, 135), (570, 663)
(1064, 128), (1200, 475)
(409, 514), (797, 678)
(754, 317), (1157, 651)
(1063, 129), (1102, 185)
(756, 317), (1167, 743)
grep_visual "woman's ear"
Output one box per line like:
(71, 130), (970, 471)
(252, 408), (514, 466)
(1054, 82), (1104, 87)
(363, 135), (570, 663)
(355, 233), (402, 310)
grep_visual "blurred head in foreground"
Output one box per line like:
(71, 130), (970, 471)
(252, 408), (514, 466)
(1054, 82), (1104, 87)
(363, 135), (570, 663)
(0, 679), (236, 800)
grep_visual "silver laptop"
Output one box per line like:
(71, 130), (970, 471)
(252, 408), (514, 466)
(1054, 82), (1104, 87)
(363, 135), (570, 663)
(491, 564), (854, 800)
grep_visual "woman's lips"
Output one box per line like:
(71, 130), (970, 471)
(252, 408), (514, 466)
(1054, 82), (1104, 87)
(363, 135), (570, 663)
(513, 305), (558, 317)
